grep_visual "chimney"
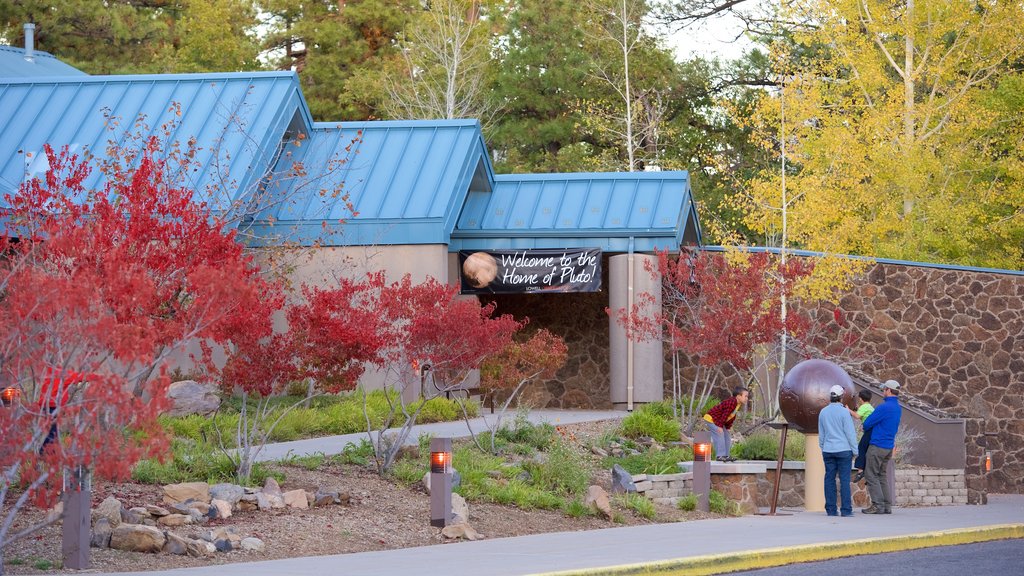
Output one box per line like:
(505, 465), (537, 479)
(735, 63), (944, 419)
(23, 23), (35, 62)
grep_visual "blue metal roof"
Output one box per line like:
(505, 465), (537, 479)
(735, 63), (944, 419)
(241, 119), (494, 247)
(449, 171), (701, 253)
(0, 71), (312, 212)
(0, 46), (87, 78)
(703, 246), (1024, 276)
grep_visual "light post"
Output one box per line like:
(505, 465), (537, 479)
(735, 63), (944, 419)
(692, 431), (712, 513)
(430, 437), (453, 527)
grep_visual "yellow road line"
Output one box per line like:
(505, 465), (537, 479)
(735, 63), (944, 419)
(529, 524), (1024, 576)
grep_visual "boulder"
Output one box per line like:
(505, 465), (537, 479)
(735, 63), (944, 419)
(451, 493), (469, 523)
(186, 539), (216, 558)
(585, 485), (613, 519)
(191, 501), (211, 515)
(93, 496), (123, 528)
(120, 508), (146, 526)
(165, 380), (221, 417)
(282, 489), (308, 509)
(145, 505), (170, 517)
(90, 518), (112, 549)
(157, 514), (192, 527)
(210, 498), (233, 519)
(238, 494), (259, 512)
(163, 482), (210, 505)
(110, 524), (166, 553)
(441, 523), (483, 541)
(214, 539), (233, 552)
(267, 494), (286, 509)
(313, 490), (339, 507)
(163, 532), (191, 555)
(210, 483), (245, 507)
(255, 493), (272, 511)
(262, 477), (283, 497)
(169, 502), (196, 515)
(611, 464), (637, 494)
(240, 537), (265, 552)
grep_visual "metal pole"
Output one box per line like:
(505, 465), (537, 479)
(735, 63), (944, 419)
(770, 424), (788, 514)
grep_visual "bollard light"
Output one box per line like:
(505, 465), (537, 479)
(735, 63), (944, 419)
(692, 431), (712, 513)
(1, 386), (19, 406)
(693, 439), (712, 463)
(429, 437), (453, 528)
(984, 452), (992, 472)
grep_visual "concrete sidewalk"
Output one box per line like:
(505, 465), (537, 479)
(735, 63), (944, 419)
(95, 495), (1024, 576)
(252, 409), (628, 462)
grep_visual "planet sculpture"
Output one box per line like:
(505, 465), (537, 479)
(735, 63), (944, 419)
(779, 359), (855, 434)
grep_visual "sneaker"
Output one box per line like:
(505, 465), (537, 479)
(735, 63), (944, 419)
(826, 512), (838, 517)
(883, 507), (892, 514)
(861, 505), (883, 514)
(724, 456), (737, 462)
(841, 512), (855, 517)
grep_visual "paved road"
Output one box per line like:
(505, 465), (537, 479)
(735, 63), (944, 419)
(730, 538), (1024, 576)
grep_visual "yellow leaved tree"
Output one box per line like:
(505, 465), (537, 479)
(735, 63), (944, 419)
(731, 0), (1024, 269)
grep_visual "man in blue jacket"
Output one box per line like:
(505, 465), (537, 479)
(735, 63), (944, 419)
(861, 380), (903, 514)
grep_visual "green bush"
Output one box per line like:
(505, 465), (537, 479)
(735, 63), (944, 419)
(677, 493), (697, 511)
(732, 430), (805, 461)
(523, 440), (589, 496)
(563, 498), (592, 518)
(615, 493), (656, 520)
(709, 489), (742, 516)
(496, 419), (556, 452)
(608, 447), (692, 475)
(131, 439), (280, 486)
(618, 404), (681, 443)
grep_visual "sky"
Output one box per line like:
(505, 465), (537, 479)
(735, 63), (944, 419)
(664, 12), (755, 62)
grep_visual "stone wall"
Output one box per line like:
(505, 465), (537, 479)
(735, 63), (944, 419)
(811, 262), (1023, 499)
(634, 463), (966, 513)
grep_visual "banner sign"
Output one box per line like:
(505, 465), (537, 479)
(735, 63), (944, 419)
(459, 248), (602, 294)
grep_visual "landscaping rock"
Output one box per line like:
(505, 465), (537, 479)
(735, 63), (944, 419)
(169, 502), (195, 515)
(120, 508), (146, 526)
(210, 498), (233, 519)
(191, 501), (211, 515)
(585, 485), (613, 519)
(283, 489), (308, 509)
(186, 539), (216, 558)
(110, 524), (165, 553)
(163, 532), (191, 555)
(157, 514), (192, 527)
(262, 477), (283, 497)
(90, 518), (112, 549)
(45, 502), (63, 525)
(255, 493), (272, 511)
(145, 505), (170, 517)
(93, 496), (123, 528)
(591, 446), (609, 457)
(214, 538), (233, 552)
(441, 522), (483, 541)
(202, 526), (242, 545)
(165, 380), (221, 417)
(240, 537), (265, 552)
(422, 469), (461, 494)
(238, 494), (259, 512)
(313, 491), (337, 507)
(163, 482), (210, 505)
(267, 494), (285, 509)
(210, 483), (245, 507)
(451, 493), (469, 523)
(611, 464), (637, 494)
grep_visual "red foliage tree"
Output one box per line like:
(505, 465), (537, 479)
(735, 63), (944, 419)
(0, 142), (273, 556)
(613, 248), (815, 431)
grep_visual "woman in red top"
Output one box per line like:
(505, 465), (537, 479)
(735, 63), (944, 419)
(38, 367), (85, 452)
(703, 387), (749, 461)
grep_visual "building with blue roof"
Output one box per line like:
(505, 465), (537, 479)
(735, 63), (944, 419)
(0, 43), (699, 408)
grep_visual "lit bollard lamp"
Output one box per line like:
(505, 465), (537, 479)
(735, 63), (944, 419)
(692, 431), (712, 513)
(430, 437), (453, 527)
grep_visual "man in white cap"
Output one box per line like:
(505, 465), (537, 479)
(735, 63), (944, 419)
(861, 380), (903, 514)
(818, 384), (858, 516)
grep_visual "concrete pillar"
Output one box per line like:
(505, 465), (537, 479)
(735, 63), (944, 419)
(804, 434), (825, 512)
(609, 254), (663, 409)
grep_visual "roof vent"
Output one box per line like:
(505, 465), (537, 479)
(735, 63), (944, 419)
(23, 23), (35, 62)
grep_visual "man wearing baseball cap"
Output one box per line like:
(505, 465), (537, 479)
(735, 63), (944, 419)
(860, 380), (903, 514)
(818, 384), (858, 516)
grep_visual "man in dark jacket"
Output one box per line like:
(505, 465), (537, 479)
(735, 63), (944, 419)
(861, 380), (902, 514)
(703, 387), (749, 461)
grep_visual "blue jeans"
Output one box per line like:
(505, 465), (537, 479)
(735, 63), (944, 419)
(823, 450), (853, 516)
(707, 422), (731, 459)
(854, 428), (872, 471)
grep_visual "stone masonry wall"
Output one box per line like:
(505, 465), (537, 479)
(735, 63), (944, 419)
(634, 465), (966, 512)
(812, 262), (1023, 498)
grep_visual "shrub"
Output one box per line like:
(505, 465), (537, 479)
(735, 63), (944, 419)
(709, 489), (742, 516)
(523, 440), (589, 496)
(131, 439), (280, 485)
(563, 498), (592, 518)
(731, 430), (805, 461)
(619, 405), (681, 443)
(496, 419), (556, 452)
(608, 447), (692, 475)
(677, 493), (697, 511)
(615, 493), (656, 520)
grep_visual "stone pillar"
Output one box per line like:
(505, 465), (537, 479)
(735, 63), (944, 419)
(609, 253), (663, 409)
(804, 434), (825, 512)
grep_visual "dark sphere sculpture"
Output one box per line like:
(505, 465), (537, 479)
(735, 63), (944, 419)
(779, 359), (854, 433)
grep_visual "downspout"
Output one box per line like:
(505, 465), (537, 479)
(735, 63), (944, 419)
(627, 237), (635, 411)
(23, 23), (35, 62)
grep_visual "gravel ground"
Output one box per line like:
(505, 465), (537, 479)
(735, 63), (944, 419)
(2, 420), (716, 575)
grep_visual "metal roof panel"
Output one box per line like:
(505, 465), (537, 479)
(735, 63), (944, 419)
(0, 46), (87, 78)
